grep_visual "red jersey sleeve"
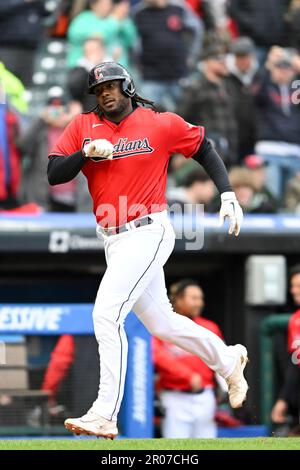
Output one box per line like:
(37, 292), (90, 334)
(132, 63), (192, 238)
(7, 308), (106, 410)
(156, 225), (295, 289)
(48, 115), (81, 157)
(41, 335), (75, 398)
(167, 112), (205, 159)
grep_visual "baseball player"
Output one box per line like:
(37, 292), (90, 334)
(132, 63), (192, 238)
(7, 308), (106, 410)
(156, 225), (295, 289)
(153, 279), (226, 439)
(47, 62), (248, 439)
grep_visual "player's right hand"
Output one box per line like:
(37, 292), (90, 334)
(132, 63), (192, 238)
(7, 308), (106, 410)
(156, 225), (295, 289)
(83, 139), (114, 160)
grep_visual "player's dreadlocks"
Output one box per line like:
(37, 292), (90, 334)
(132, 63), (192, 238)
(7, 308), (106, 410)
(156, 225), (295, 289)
(131, 93), (157, 111)
(88, 92), (158, 118)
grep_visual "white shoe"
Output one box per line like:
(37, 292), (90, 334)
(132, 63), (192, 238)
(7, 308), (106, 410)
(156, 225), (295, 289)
(64, 410), (118, 439)
(225, 344), (249, 409)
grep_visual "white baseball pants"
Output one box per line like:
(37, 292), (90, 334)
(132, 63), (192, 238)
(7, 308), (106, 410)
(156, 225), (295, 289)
(91, 211), (238, 421)
(160, 388), (217, 438)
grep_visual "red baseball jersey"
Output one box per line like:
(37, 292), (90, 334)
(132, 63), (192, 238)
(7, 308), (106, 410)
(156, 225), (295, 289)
(49, 107), (204, 226)
(153, 316), (223, 391)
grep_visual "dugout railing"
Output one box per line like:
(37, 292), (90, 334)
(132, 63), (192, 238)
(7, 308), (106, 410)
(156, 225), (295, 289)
(260, 314), (290, 427)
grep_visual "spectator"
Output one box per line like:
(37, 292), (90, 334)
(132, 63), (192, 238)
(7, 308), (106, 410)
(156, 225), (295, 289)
(285, 0), (300, 51)
(227, 37), (258, 161)
(167, 168), (216, 212)
(134, 0), (203, 111)
(50, 0), (94, 37)
(178, 42), (239, 166)
(229, 0), (290, 64)
(153, 279), (226, 438)
(243, 154), (278, 211)
(253, 47), (300, 199)
(284, 171), (300, 212)
(0, 0), (51, 86)
(271, 265), (300, 435)
(0, 103), (21, 209)
(0, 62), (28, 116)
(228, 166), (277, 213)
(67, 37), (113, 111)
(17, 95), (82, 211)
(67, 0), (137, 69)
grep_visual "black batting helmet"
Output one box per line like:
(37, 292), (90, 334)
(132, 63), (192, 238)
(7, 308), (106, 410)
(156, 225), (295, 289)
(88, 62), (136, 97)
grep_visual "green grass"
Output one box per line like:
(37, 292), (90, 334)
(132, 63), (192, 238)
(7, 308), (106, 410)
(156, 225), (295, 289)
(0, 438), (299, 450)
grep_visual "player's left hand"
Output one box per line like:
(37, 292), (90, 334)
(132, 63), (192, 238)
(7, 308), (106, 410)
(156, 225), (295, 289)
(219, 192), (243, 236)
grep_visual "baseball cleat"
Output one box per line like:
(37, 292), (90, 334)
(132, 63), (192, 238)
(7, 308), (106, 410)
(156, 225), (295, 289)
(225, 344), (249, 409)
(64, 410), (118, 439)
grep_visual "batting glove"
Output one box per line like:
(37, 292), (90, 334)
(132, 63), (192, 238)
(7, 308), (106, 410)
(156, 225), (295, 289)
(83, 139), (114, 160)
(219, 192), (243, 236)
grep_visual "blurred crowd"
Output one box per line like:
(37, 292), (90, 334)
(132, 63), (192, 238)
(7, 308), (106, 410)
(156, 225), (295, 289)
(1, 0), (300, 214)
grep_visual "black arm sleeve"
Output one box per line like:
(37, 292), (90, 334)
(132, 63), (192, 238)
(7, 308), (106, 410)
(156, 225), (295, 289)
(47, 151), (86, 185)
(192, 137), (232, 194)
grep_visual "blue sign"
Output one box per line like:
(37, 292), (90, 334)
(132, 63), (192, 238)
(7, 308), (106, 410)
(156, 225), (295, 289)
(0, 304), (94, 335)
(0, 303), (153, 438)
(120, 314), (153, 438)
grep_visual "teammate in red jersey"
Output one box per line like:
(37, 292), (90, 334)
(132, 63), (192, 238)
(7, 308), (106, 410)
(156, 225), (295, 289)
(48, 62), (248, 439)
(153, 279), (228, 438)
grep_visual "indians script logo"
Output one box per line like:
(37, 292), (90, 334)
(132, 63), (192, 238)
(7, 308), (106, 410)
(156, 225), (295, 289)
(83, 137), (154, 162)
(113, 138), (154, 159)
